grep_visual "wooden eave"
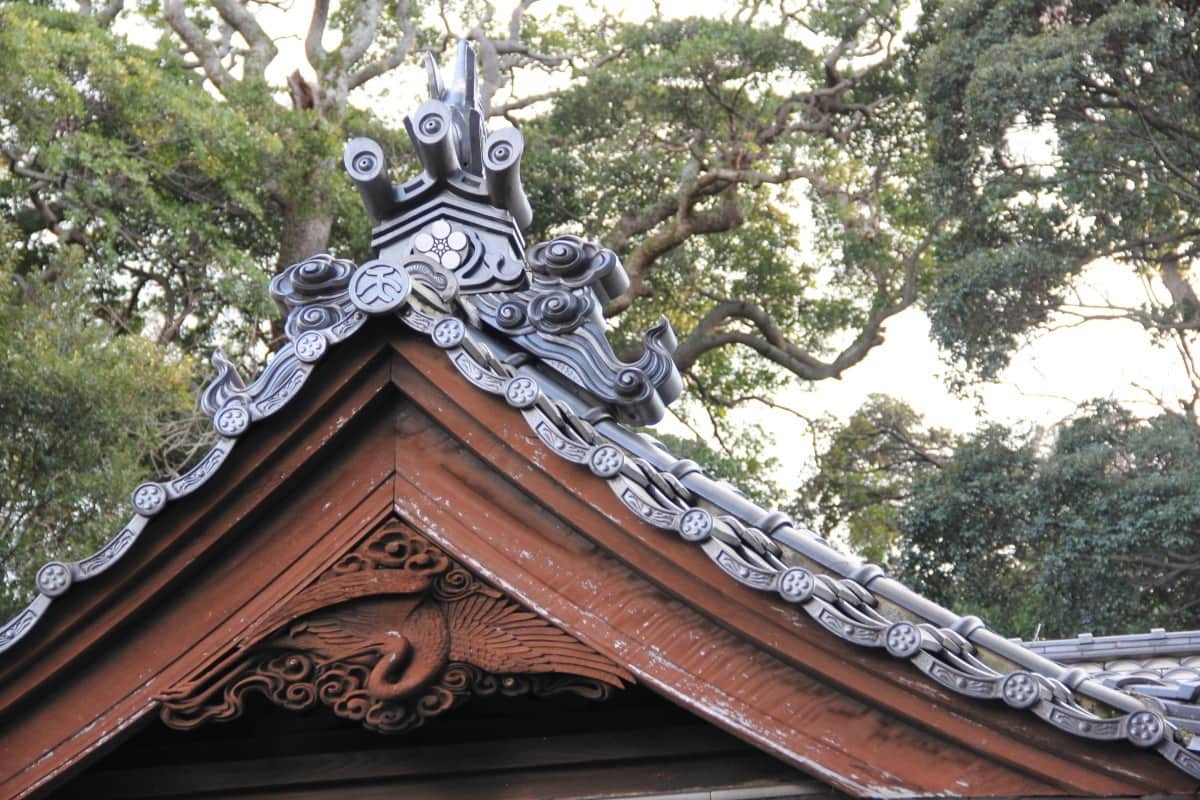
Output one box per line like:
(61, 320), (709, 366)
(0, 321), (1192, 799)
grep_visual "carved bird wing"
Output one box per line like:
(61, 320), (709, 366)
(446, 593), (631, 687)
(289, 604), (392, 651)
(241, 570), (428, 647)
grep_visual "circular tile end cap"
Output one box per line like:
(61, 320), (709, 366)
(1000, 671), (1041, 709)
(349, 260), (412, 314)
(432, 317), (466, 349)
(504, 376), (540, 409)
(214, 403), (251, 437)
(777, 566), (815, 604)
(1126, 710), (1166, 748)
(884, 621), (922, 658)
(677, 508), (713, 542)
(36, 561), (73, 597)
(132, 482), (167, 516)
(588, 444), (624, 478)
(294, 330), (328, 363)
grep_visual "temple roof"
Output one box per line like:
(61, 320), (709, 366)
(3, 42), (1200, 796)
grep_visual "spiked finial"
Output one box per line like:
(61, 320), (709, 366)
(346, 40), (532, 229)
(445, 40), (477, 112)
(419, 41), (484, 175)
(423, 51), (444, 101)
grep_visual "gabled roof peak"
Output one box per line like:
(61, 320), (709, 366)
(5, 43), (1200, 792)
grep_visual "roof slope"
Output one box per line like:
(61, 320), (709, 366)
(2, 42), (1199, 797)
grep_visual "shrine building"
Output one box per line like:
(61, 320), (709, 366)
(3, 43), (1200, 800)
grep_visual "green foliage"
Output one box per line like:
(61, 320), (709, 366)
(520, 9), (933, 452)
(896, 402), (1200, 638)
(0, 7), (392, 360)
(914, 0), (1200, 376)
(797, 395), (953, 564)
(809, 393), (1200, 638)
(0, 7), (278, 354)
(894, 424), (1045, 635)
(0, 259), (194, 618)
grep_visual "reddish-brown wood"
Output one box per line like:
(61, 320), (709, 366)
(0, 322), (1193, 799)
(388, 333), (1195, 795)
(158, 518), (631, 733)
(0, 336), (399, 798)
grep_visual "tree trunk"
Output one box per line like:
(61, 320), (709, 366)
(277, 206), (334, 272)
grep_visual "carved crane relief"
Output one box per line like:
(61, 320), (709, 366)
(159, 520), (632, 733)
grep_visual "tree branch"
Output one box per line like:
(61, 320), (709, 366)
(161, 0), (234, 90)
(674, 301), (832, 376)
(346, 0), (416, 97)
(672, 220), (941, 381)
(209, 0), (277, 80)
(339, 0), (384, 71)
(79, 0), (124, 25)
(305, 0), (329, 71)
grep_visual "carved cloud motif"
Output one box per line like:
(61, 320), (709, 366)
(158, 520), (632, 733)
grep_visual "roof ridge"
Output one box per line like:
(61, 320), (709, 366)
(4, 42), (1199, 785)
(1022, 629), (1200, 661)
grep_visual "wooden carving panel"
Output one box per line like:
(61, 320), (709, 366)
(159, 518), (632, 733)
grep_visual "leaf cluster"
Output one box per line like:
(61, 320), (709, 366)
(0, 253), (194, 619)
(796, 394), (953, 564)
(0, 7), (281, 352)
(896, 401), (1200, 637)
(915, 0), (1200, 376)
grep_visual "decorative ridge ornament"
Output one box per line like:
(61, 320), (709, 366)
(337, 40), (682, 423)
(5, 40), (1200, 787)
(345, 41), (530, 231)
(422, 41), (485, 178)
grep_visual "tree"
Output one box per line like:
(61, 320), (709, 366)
(807, 398), (1200, 639)
(914, 0), (1200, 384)
(0, 234), (195, 617)
(2, 0), (939, 418)
(796, 395), (953, 564)
(0, 7), (285, 357)
(518, 9), (938, 411)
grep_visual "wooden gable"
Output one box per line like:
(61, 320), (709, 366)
(3, 42), (1199, 800)
(1, 325), (1192, 799)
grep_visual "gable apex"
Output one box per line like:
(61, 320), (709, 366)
(3, 42), (1200, 799)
